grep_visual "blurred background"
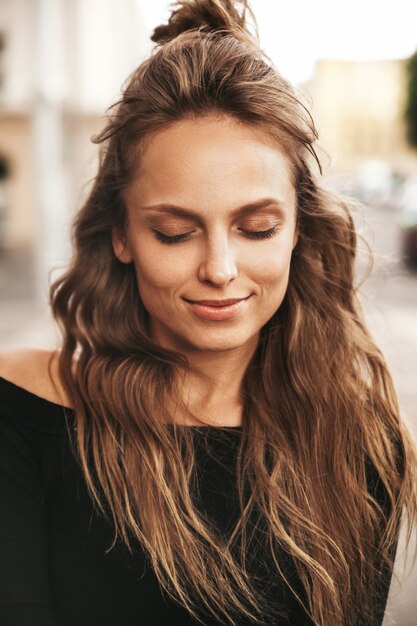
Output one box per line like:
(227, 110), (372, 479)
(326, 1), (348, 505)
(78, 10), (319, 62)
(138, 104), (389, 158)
(0, 1), (416, 623)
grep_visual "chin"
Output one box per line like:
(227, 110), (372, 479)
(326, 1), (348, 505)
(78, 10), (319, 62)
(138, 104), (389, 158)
(191, 341), (245, 353)
(150, 319), (259, 354)
(183, 330), (257, 354)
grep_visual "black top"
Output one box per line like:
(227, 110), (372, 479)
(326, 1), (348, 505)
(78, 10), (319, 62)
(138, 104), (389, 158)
(0, 376), (399, 626)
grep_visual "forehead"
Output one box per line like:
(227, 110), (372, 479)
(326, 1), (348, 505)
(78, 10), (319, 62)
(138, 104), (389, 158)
(125, 116), (296, 213)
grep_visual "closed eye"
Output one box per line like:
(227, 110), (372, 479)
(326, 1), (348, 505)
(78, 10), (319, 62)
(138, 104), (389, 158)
(239, 226), (279, 239)
(153, 225), (279, 245)
(153, 230), (194, 244)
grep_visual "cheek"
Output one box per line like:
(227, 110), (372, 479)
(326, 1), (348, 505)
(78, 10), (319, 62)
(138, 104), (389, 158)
(258, 255), (292, 318)
(131, 244), (195, 291)
(246, 242), (294, 288)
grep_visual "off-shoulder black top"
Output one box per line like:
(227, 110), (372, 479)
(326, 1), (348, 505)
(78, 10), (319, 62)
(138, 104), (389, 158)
(0, 376), (399, 626)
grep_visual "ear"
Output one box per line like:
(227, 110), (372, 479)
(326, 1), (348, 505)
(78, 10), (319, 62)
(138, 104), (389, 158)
(111, 228), (133, 264)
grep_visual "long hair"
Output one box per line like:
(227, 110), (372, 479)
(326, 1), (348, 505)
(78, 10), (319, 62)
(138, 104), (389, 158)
(49, 1), (417, 624)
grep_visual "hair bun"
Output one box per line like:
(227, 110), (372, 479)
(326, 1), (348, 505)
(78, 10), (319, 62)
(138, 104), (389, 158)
(151, 0), (257, 46)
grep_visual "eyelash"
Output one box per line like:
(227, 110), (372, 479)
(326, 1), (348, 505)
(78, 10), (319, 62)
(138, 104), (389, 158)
(153, 226), (279, 245)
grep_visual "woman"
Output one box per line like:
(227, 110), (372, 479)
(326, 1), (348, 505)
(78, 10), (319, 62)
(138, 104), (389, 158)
(1, 1), (416, 625)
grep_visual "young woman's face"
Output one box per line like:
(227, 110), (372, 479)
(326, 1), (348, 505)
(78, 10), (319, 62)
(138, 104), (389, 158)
(113, 116), (298, 355)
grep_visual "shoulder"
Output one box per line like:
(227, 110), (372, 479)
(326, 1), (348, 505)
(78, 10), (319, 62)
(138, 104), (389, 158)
(0, 348), (74, 409)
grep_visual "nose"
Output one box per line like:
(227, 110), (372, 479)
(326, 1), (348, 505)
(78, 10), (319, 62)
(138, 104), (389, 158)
(197, 232), (238, 286)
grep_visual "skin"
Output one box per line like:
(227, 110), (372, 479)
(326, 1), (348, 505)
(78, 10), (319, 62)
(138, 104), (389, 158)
(112, 115), (298, 426)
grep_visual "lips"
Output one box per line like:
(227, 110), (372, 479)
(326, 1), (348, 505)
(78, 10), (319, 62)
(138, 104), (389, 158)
(185, 297), (248, 307)
(183, 296), (251, 321)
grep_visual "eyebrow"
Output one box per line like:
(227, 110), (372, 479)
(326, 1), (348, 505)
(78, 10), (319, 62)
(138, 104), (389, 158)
(138, 198), (287, 220)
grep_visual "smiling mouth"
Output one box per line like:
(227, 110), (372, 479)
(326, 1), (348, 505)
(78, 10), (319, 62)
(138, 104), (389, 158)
(183, 296), (252, 321)
(184, 297), (250, 307)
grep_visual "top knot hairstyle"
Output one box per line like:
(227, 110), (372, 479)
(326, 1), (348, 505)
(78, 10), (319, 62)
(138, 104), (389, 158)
(50, 1), (417, 625)
(151, 0), (258, 45)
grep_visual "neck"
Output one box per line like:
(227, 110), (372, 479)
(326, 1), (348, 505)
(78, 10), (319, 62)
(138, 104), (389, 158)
(176, 340), (258, 427)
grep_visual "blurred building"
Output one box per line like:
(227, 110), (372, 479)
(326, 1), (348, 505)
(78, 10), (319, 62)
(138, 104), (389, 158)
(0, 0), (148, 297)
(306, 58), (417, 174)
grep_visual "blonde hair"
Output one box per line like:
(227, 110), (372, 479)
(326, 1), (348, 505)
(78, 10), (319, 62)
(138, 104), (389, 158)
(50, 1), (417, 624)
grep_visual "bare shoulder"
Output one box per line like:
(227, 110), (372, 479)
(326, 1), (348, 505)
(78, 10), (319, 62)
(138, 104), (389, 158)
(0, 348), (74, 408)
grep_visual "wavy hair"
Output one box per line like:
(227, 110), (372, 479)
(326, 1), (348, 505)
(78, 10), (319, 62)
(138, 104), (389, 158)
(49, 1), (417, 624)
